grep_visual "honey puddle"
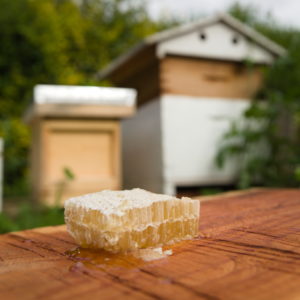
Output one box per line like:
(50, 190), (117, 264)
(65, 237), (201, 272)
(66, 246), (172, 270)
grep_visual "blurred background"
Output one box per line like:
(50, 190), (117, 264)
(0, 0), (299, 233)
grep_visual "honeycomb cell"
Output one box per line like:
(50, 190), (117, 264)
(64, 188), (200, 252)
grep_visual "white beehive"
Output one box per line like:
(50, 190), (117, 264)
(98, 13), (285, 195)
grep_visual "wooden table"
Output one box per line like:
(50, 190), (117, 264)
(0, 189), (300, 300)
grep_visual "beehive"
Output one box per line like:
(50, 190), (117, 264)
(25, 84), (136, 205)
(98, 13), (286, 196)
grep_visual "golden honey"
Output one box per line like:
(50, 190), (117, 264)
(64, 189), (200, 252)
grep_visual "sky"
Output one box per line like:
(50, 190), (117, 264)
(147, 0), (300, 28)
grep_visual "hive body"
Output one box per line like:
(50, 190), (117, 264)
(64, 188), (200, 252)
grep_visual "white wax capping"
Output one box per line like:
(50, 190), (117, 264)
(65, 188), (180, 216)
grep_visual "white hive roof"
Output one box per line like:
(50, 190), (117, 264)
(98, 13), (286, 80)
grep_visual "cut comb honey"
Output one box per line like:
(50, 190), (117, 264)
(64, 188), (200, 252)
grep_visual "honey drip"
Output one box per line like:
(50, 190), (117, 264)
(66, 246), (172, 270)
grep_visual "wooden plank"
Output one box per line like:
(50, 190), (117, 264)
(115, 60), (160, 107)
(160, 55), (265, 99)
(108, 45), (160, 106)
(0, 189), (300, 299)
(193, 188), (266, 202)
(108, 45), (157, 84)
(25, 104), (135, 124)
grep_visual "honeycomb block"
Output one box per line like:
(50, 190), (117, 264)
(64, 188), (200, 252)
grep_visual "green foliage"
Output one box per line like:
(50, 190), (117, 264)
(0, 0), (175, 197)
(54, 167), (76, 206)
(0, 0), (178, 232)
(0, 212), (19, 233)
(217, 4), (300, 188)
(0, 167), (75, 234)
(0, 119), (31, 196)
(63, 167), (75, 181)
(0, 204), (64, 234)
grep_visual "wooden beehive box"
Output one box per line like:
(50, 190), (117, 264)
(99, 13), (286, 195)
(25, 85), (136, 205)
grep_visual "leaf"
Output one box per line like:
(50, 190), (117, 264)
(295, 166), (300, 182)
(63, 167), (75, 181)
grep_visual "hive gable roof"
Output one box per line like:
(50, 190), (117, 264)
(98, 13), (286, 80)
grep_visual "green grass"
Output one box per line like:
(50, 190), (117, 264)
(0, 167), (75, 234)
(0, 203), (64, 234)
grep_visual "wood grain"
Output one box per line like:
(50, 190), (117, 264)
(108, 45), (160, 106)
(160, 55), (264, 99)
(31, 119), (121, 205)
(0, 189), (300, 300)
